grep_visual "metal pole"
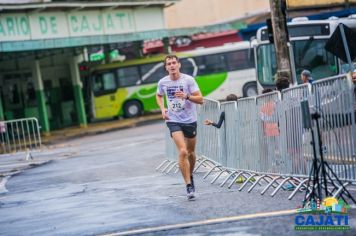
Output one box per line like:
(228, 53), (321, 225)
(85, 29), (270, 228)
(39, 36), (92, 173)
(339, 23), (354, 73)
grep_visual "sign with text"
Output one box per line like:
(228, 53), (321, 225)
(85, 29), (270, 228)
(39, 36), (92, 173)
(0, 8), (163, 42)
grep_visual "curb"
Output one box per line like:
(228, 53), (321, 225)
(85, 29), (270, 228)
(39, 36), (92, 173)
(42, 114), (162, 145)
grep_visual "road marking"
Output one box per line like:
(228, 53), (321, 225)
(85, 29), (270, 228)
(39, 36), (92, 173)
(102, 209), (297, 236)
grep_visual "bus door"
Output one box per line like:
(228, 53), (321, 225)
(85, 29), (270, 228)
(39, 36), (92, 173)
(92, 71), (119, 119)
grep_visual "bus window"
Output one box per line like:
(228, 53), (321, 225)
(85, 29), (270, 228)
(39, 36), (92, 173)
(140, 62), (166, 84)
(180, 58), (196, 76)
(293, 39), (338, 83)
(195, 54), (226, 75)
(117, 67), (140, 87)
(93, 72), (116, 93)
(225, 49), (255, 71)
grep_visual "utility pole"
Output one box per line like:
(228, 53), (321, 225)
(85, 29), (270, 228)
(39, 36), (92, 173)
(269, 0), (292, 81)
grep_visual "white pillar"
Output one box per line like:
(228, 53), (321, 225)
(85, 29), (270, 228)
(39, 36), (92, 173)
(31, 60), (50, 133)
(69, 54), (87, 127)
(31, 60), (44, 91)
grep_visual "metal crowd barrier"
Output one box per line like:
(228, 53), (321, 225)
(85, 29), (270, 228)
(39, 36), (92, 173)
(312, 74), (356, 182)
(158, 74), (356, 200)
(156, 130), (180, 173)
(0, 118), (42, 158)
(194, 99), (225, 177)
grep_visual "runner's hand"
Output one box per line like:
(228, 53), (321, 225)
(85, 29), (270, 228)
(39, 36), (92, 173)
(174, 91), (185, 99)
(161, 109), (169, 120)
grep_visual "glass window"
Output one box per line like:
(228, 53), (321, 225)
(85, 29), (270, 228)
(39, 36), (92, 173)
(293, 39), (338, 83)
(8, 84), (20, 104)
(256, 44), (277, 86)
(93, 72), (116, 92)
(44, 80), (52, 104)
(194, 54), (227, 75)
(140, 62), (166, 84)
(117, 67), (140, 87)
(24, 74), (36, 106)
(225, 49), (255, 71)
(180, 58), (196, 76)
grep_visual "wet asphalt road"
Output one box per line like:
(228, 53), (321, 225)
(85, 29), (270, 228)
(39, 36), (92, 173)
(0, 121), (355, 236)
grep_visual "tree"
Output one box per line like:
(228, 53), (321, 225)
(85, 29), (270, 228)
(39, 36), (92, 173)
(269, 0), (292, 82)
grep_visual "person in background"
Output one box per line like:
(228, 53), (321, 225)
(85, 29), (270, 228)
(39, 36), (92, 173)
(276, 77), (290, 92)
(262, 88), (274, 94)
(301, 70), (314, 84)
(203, 94), (239, 128)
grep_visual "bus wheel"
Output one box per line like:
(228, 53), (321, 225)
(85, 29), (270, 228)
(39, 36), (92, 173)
(124, 100), (142, 118)
(243, 82), (257, 97)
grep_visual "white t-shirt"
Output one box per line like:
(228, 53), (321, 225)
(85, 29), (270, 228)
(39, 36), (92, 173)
(157, 73), (200, 123)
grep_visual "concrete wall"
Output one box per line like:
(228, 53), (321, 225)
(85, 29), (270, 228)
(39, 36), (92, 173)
(164, 0), (270, 28)
(287, 0), (356, 9)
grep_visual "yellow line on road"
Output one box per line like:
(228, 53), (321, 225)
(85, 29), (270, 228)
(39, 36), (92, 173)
(102, 209), (297, 236)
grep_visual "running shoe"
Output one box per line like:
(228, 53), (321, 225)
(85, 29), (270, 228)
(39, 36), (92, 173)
(186, 184), (195, 200)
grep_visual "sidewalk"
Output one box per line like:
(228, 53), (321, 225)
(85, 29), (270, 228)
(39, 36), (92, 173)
(0, 113), (162, 191)
(41, 113), (162, 145)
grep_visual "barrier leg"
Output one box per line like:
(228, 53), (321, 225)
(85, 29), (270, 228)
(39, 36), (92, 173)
(220, 170), (238, 187)
(261, 176), (282, 195)
(238, 174), (257, 191)
(156, 160), (170, 171)
(227, 172), (244, 189)
(271, 177), (292, 197)
(203, 165), (222, 179)
(194, 159), (211, 173)
(211, 169), (229, 184)
(333, 182), (350, 198)
(166, 162), (179, 174)
(247, 175), (270, 193)
(288, 178), (308, 200)
(160, 161), (174, 173)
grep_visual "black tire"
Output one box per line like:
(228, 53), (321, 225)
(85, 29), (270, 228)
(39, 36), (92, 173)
(123, 100), (142, 118)
(243, 82), (258, 97)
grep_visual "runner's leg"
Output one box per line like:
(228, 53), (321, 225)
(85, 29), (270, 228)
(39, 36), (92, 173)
(172, 131), (191, 185)
(186, 137), (197, 176)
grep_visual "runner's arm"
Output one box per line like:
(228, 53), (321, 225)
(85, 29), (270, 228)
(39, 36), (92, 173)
(156, 93), (168, 120)
(186, 90), (203, 104)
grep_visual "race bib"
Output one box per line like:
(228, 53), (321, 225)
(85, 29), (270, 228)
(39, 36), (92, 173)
(169, 99), (185, 112)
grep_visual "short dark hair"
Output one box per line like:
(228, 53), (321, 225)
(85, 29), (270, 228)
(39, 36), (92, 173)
(275, 77), (290, 91)
(301, 70), (311, 78)
(262, 88), (273, 94)
(226, 94), (239, 101)
(164, 55), (180, 67)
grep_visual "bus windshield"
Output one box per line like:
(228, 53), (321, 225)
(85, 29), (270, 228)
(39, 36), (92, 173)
(257, 39), (338, 86)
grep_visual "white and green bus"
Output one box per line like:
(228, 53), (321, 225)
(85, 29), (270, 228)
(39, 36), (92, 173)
(254, 15), (356, 91)
(85, 41), (256, 119)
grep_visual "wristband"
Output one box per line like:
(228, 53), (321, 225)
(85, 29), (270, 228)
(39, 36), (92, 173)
(186, 94), (190, 100)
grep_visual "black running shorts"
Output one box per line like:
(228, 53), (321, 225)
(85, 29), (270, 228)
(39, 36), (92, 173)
(166, 122), (197, 138)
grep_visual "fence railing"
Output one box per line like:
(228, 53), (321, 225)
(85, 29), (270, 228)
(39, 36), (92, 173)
(158, 74), (356, 200)
(0, 118), (42, 156)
